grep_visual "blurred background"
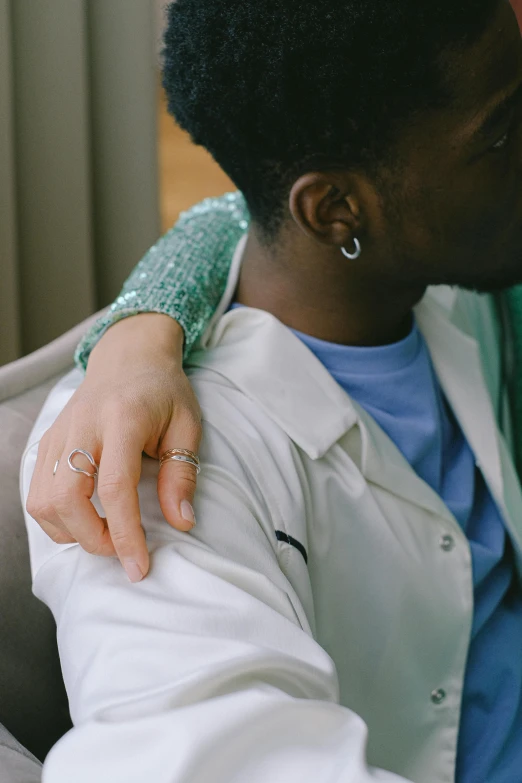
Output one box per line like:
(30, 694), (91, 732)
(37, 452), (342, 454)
(0, 0), (233, 367)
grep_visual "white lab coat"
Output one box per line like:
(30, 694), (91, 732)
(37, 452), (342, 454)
(20, 236), (522, 783)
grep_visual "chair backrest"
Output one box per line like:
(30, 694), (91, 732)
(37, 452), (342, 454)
(0, 307), (108, 760)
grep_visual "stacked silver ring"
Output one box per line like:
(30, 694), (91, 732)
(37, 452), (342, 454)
(159, 448), (201, 474)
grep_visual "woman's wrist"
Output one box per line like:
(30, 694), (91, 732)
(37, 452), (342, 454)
(87, 313), (185, 375)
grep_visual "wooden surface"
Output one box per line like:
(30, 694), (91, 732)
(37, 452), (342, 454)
(158, 82), (235, 233)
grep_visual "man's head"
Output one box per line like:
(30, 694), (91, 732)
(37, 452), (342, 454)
(162, 0), (522, 295)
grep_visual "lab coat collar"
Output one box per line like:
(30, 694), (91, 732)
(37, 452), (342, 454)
(193, 301), (464, 523)
(415, 292), (522, 568)
(414, 293), (504, 505)
(195, 306), (359, 460)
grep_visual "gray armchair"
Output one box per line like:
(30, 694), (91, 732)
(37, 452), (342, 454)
(0, 308), (108, 762)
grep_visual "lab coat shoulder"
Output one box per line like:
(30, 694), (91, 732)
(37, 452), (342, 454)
(187, 365), (318, 631)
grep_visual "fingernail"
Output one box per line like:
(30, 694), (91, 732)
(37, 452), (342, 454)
(124, 559), (143, 583)
(180, 500), (196, 528)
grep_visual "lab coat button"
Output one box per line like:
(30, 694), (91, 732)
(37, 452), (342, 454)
(431, 688), (446, 705)
(440, 534), (455, 552)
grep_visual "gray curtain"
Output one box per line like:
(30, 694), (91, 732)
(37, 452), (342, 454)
(0, 0), (161, 366)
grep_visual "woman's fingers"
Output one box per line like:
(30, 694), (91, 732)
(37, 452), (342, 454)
(26, 435), (79, 541)
(95, 428), (149, 582)
(46, 445), (116, 556)
(28, 430), (148, 579)
(157, 415), (202, 532)
(27, 441), (115, 551)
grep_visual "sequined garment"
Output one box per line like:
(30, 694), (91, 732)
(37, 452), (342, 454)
(73, 191), (249, 372)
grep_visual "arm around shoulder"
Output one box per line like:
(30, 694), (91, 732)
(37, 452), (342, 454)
(73, 192), (249, 373)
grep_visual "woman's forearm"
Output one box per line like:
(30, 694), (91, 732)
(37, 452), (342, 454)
(74, 191), (250, 373)
(87, 313), (185, 375)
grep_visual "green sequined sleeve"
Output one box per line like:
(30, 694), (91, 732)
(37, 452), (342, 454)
(73, 191), (250, 373)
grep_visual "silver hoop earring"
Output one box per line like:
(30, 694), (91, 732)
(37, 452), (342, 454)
(341, 238), (362, 260)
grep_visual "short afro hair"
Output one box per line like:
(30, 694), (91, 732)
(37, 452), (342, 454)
(162, 0), (499, 244)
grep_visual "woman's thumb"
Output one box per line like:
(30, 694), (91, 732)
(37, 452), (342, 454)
(157, 422), (201, 532)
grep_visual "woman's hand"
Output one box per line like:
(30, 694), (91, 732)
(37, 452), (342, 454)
(25, 313), (202, 583)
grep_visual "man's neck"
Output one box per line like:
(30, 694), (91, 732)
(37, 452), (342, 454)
(235, 229), (424, 347)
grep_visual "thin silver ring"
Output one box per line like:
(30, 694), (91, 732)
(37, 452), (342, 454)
(67, 449), (99, 479)
(53, 459), (60, 476)
(160, 454), (201, 474)
(341, 237), (362, 260)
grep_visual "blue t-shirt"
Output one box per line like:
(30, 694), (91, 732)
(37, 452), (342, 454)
(230, 303), (522, 782)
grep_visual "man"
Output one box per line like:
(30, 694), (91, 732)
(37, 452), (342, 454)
(19, 0), (522, 781)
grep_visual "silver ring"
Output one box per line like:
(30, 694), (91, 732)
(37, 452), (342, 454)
(67, 449), (99, 479)
(160, 454), (201, 474)
(53, 459), (60, 476)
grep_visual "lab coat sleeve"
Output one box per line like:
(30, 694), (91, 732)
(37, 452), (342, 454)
(20, 369), (413, 783)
